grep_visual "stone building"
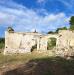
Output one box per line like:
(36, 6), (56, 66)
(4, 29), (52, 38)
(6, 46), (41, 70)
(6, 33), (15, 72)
(4, 30), (74, 56)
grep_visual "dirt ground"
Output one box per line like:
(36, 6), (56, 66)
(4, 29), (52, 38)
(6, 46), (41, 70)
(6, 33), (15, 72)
(0, 57), (74, 75)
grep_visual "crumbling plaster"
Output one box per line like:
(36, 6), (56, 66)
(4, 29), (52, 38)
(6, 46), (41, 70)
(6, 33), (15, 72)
(4, 30), (74, 56)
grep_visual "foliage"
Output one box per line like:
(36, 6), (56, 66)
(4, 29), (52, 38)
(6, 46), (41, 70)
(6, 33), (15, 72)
(0, 38), (5, 43)
(47, 38), (56, 50)
(70, 25), (74, 30)
(69, 16), (74, 30)
(55, 27), (67, 33)
(0, 38), (5, 49)
(48, 27), (67, 34)
(47, 31), (55, 34)
(70, 16), (74, 26)
(0, 43), (5, 49)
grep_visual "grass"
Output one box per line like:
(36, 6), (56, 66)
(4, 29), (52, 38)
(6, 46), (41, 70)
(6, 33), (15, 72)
(0, 43), (4, 49)
(2, 55), (74, 75)
(0, 38), (5, 49)
(0, 51), (51, 67)
(0, 51), (74, 75)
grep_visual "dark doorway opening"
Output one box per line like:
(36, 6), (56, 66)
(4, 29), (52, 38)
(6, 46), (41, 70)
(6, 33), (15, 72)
(31, 44), (37, 52)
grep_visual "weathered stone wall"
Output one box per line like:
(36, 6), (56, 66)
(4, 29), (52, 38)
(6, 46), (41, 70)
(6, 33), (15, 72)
(4, 30), (74, 56)
(39, 37), (47, 50)
(4, 31), (42, 54)
(58, 30), (74, 49)
(55, 30), (74, 56)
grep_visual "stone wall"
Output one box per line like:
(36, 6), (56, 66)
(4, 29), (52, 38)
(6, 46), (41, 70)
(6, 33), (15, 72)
(55, 30), (74, 56)
(4, 30), (74, 56)
(4, 31), (42, 54)
(57, 30), (74, 49)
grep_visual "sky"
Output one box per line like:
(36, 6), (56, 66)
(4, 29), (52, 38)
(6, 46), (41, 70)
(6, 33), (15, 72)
(0, 0), (74, 37)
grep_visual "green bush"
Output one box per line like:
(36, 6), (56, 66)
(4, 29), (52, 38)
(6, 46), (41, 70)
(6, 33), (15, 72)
(0, 43), (5, 49)
(0, 38), (5, 49)
(47, 38), (56, 50)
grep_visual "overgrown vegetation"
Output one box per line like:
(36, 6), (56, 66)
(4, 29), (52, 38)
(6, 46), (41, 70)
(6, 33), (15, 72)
(69, 16), (74, 30)
(55, 27), (67, 33)
(47, 38), (56, 50)
(0, 38), (5, 49)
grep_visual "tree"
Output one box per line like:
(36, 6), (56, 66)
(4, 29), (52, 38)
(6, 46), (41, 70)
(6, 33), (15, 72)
(47, 31), (54, 34)
(70, 16), (74, 25)
(69, 16), (74, 30)
(55, 27), (67, 33)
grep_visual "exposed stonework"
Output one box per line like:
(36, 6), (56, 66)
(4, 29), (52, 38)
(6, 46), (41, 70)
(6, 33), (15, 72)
(4, 30), (74, 56)
(56, 30), (74, 57)
(4, 31), (42, 54)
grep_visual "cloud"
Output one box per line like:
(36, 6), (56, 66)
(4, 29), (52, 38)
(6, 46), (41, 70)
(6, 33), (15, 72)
(57, 0), (74, 13)
(0, 0), (70, 37)
(36, 0), (48, 6)
(0, 6), (69, 32)
(58, 0), (73, 7)
(37, 0), (46, 3)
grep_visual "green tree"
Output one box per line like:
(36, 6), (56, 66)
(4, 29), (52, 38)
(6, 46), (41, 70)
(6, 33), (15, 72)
(55, 27), (67, 33)
(47, 31), (54, 34)
(69, 16), (74, 30)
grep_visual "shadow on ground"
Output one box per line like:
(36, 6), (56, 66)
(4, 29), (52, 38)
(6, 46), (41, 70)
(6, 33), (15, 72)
(3, 57), (74, 75)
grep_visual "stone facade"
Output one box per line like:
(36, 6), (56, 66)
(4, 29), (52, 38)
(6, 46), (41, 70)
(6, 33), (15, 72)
(4, 31), (42, 54)
(4, 30), (74, 56)
(56, 30), (74, 56)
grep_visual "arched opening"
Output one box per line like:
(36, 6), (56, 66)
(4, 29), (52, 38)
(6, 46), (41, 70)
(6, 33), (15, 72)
(47, 37), (56, 50)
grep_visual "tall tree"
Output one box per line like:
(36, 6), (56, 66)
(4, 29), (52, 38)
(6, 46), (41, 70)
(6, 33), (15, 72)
(69, 16), (74, 30)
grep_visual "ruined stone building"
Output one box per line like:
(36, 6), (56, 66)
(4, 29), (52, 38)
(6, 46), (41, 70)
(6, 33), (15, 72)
(4, 30), (74, 56)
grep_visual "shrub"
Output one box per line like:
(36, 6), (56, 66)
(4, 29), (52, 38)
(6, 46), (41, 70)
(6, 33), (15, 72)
(47, 38), (56, 50)
(0, 38), (5, 49)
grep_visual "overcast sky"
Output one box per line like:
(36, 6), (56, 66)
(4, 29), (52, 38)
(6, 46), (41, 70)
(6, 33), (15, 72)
(0, 0), (74, 37)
